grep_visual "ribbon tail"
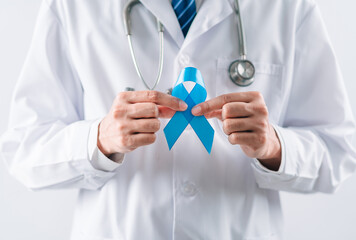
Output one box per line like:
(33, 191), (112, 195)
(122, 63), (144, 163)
(190, 116), (215, 154)
(164, 112), (189, 150)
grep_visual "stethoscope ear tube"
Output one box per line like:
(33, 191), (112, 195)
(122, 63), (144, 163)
(123, 0), (141, 35)
(123, 0), (165, 91)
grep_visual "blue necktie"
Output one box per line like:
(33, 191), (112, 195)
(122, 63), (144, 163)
(172, 0), (197, 37)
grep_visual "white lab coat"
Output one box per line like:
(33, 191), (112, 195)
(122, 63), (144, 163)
(1, 0), (356, 239)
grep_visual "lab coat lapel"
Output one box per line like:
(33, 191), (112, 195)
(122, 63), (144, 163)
(139, 0), (185, 48)
(182, 0), (234, 48)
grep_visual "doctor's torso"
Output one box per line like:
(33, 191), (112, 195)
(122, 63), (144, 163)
(43, 0), (309, 239)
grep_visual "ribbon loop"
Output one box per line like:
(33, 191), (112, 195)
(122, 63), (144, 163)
(164, 67), (215, 154)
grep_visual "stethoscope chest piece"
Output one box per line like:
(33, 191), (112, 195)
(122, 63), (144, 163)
(229, 59), (255, 87)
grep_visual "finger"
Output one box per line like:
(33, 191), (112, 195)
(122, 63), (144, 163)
(122, 91), (187, 111)
(158, 106), (176, 119)
(127, 103), (159, 119)
(205, 110), (222, 120)
(130, 133), (157, 148)
(222, 102), (251, 120)
(192, 92), (255, 116)
(129, 119), (161, 133)
(228, 132), (258, 146)
(223, 118), (254, 135)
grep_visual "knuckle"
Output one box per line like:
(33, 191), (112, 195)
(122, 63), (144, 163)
(144, 134), (156, 145)
(260, 106), (269, 116)
(130, 103), (138, 112)
(258, 119), (268, 129)
(222, 94), (232, 104)
(243, 103), (250, 113)
(146, 103), (159, 117)
(223, 119), (233, 133)
(152, 104), (159, 117)
(228, 133), (238, 145)
(127, 136), (134, 147)
(147, 91), (160, 102)
(254, 104), (268, 116)
(204, 103), (211, 113)
(128, 146), (137, 152)
(222, 104), (233, 118)
(221, 105), (227, 119)
(117, 92), (128, 101)
(199, 102), (208, 113)
(112, 105), (127, 118)
(117, 122), (127, 132)
(222, 121), (229, 135)
(151, 119), (161, 131)
(251, 144), (259, 152)
(221, 111), (227, 121)
(251, 91), (263, 99)
(112, 110), (121, 119)
(154, 120), (161, 131)
(149, 134), (157, 144)
(258, 134), (268, 145)
(118, 135), (132, 148)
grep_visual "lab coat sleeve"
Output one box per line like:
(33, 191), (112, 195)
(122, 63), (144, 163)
(251, 5), (356, 193)
(88, 120), (125, 172)
(0, 0), (119, 190)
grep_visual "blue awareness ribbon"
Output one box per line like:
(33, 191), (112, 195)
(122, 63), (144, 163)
(164, 67), (215, 154)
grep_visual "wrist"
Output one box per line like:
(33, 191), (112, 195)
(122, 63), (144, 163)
(257, 125), (282, 171)
(97, 121), (113, 157)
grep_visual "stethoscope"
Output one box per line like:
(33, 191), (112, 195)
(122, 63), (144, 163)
(123, 0), (255, 93)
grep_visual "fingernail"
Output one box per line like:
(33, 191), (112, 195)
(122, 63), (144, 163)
(180, 101), (188, 110)
(192, 106), (201, 116)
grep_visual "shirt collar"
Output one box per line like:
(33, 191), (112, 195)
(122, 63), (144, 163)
(170, 0), (203, 11)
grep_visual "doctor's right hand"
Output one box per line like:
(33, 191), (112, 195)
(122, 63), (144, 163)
(97, 91), (187, 157)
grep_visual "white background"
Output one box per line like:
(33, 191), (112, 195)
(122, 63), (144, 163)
(0, 0), (355, 239)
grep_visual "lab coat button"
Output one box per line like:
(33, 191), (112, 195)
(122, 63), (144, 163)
(181, 181), (197, 197)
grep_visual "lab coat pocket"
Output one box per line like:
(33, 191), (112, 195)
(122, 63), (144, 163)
(216, 58), (285, 122)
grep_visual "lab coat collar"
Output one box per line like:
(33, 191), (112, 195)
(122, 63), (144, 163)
(139, 0), (235, 49)
(139, 0), (185, 47)
(182, 0), (235, 48)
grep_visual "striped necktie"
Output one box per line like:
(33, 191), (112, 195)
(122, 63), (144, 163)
(172, 0), (197, 37)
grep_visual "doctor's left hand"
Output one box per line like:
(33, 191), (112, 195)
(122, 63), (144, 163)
(97, 91), (187, 158)
(192, 91), (281, 171)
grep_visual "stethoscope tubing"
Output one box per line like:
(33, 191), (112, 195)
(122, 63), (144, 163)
(123, 0), (255, 91)
(234, 0), (247, 60)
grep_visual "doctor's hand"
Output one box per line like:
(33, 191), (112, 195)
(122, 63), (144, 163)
(192, 91), (281, 171)
(97, 91), (187, 157)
